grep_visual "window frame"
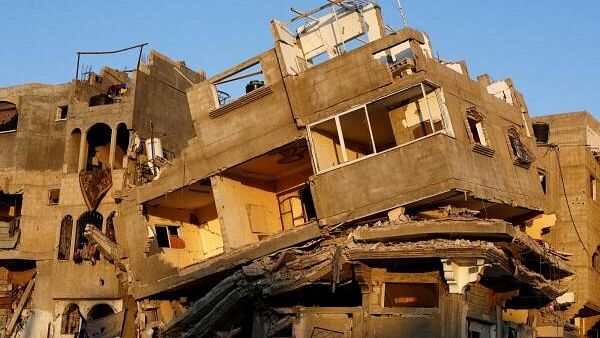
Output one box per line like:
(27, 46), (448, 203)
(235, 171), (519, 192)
(155, 224), (183, 249)
(507, 126), (534, 167)
(307, 82), (453, 174)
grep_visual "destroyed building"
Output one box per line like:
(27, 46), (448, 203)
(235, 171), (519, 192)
(0, 51), (204, 337)
(0, 1), (583, 337)
(528, 112), (600, 337)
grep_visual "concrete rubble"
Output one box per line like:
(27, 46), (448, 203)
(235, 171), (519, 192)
(0, 1), (596, 337)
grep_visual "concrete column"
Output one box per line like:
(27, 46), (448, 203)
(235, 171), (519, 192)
(77, 131), (87, 172)
(108, 126), (117, 169)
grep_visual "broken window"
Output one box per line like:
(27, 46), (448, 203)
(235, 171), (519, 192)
(591, 175), (597, 201)
(508, 127), (534, 166)
(48, 189), (60, 205)
(155, 225), (185, 249)
(86, 123), (112, 171)
(106, 211), (116, 243)
(0, 101), (18, 133)
(278, 185), (317, 230)
(309, 83), (451, 173)
(57, 215), (73, 260)
(214, 62), (265, 107)
(56, 105), (69, 120)
(74, 211), (103, 263)
(291, 2), (383, 66)
(61, 303), (81, 334)
(383, 283), (438, 308)
(465, 108), (488, 147)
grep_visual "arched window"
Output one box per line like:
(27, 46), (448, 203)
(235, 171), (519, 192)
(0, 101), (18, 132)
(106, 211), (116, 243)
(88, 303), (115, 320)
(85, 123), (112, 171)
(114, 123), (129, 169)
(74, 211), (103, 263)
(508, 127), (534, 165)
(67, 129), (82, 173)
(57, 215), (73, 260)
(465, 108), (487, 146)
(61, 303), (81, 334)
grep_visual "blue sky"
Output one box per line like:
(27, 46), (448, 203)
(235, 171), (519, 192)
(1, 1), (599, 116)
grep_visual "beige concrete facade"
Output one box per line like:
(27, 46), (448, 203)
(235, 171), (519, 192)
(0, 1), (585, 338)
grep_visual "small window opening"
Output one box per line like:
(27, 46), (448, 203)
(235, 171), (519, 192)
(0, 192), (22, 238)
(155, 225), (185, 249)
(214, 62), (265, 107)
(466, 110), (487, 147)
(48, 189), (60, 205)
(593, 251), (599, 270)
(383, 283), (438, 308)
(114, 123), (129, 170)
(106, 211), (116, 243)
(508, 127), (534, 165)
(591, 175), (597, 201)
(57, 215), (73, 260)
(539, 171), (547, 194)
(0, 101), (18, 132)
(56, 105), (69, 120)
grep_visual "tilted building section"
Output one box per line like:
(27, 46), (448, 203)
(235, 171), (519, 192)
(0, 1), (584, 338)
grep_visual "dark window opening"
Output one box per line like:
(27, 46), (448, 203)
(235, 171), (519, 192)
(155, 225), (184, 249)
(384, 283), (438, 308)
(58, 215), (73, 260)
(57, 105), (69, 120)
(74, 211), (103, 263)
(88, 303), (115, 320)
(593, 252), (599, 270)
(0, 101), (18, 132)
(86, 123), (112, 171)
(106, 211), (116, 243)
(539, 171), (547, 194)
(89, 83), (128, 107)
(0, 192), (22, 238)
(114, 123), (129, 170)
(48, 189), (60, 205)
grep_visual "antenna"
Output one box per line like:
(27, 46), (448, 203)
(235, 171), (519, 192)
(395, 0), (408, 28)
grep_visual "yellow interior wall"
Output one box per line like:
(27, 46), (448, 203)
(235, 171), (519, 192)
(212, 176), (283, 249)
(526, 213), (556, 240)
(311, 128), (366, 171)
(146, 204), (224, 267)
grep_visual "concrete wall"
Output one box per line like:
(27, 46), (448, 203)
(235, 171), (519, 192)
(211, 175), (282, 249)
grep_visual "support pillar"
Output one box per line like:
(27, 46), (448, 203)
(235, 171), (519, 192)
(78, 132), (87, 172)
(108, 126), (117, 169)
